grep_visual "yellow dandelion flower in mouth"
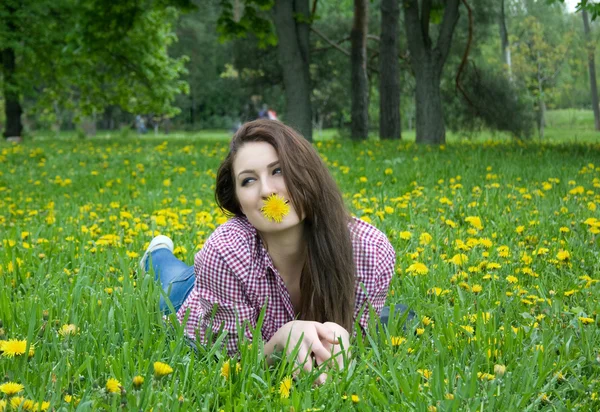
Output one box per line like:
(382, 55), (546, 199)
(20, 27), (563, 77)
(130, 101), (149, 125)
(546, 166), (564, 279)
(0, 382), (24, 396)
(153, 361), (174, 378)
(279, 375), (292, 399)
(261, 194), (290, 223)
(1, 339), (28, 358)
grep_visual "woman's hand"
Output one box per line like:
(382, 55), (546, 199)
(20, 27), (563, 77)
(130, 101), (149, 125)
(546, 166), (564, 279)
(320, 322), (350, 369)
(264, 320), (339, 373)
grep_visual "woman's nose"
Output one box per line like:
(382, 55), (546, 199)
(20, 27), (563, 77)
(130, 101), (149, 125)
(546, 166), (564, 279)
(260, 178), (276, 198)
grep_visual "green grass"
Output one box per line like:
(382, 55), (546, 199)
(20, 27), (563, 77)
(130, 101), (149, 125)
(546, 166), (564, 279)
(1, 126), (599, 410)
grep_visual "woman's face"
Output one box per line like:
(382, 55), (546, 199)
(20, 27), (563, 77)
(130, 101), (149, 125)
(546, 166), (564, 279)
(232, 141), (303, 233)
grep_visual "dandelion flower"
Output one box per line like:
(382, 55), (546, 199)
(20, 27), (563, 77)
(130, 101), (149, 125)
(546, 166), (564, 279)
(494, 364), (506, 376)
(0, 382), (24, 396)
(390, 336), (406, 346)
(0, 400), (6, 412)
(556, 250), (570, 261)
(449, 253), (468, 265)
(279, 376), (292, 399)
(105, 378), (121, 394)
(406, 262), (429, 275)
(351, 394), (360, 403)
(465, 216), (483, 230)
(59, 324), (78, 337)
(399, 231), (412, 240)
(261, 194), (290, 223)
(9, 397), (25, 410)
(153, 361), (174, 378)
(1, 339), (28, 358)
(579, 317), (594, 325)
(132, 375), (144, 389)
(220, 361), (230, 380)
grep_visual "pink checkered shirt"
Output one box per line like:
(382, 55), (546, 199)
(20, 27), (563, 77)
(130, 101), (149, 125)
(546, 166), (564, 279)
(176, 216), (395, 355)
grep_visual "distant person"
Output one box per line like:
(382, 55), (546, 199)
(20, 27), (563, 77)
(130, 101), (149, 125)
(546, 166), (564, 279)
(135, 115), (147, 134)
(258, 104), (269, 119)
(267, 108), (278, 121)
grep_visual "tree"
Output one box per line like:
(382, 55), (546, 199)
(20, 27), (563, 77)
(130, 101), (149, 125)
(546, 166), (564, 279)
(218, 0), (313, 141)
(379, 0), (401, 140)
(273, 0), (313, 141)
(582, 9), (600, 130)
(511, 15), (573, 138)
(351, 0), (369, 140)
(0, 0), (191, 139)
(404, 0), (461, 144)
(499, 0), (512, 77)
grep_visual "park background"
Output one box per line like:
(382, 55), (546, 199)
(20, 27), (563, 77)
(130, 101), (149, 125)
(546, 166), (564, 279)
(1, 0), (600, 411)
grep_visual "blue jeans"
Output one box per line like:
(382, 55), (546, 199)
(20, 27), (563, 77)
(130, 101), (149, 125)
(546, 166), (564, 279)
(148, 249), (415, 326)
(148, 249), (195, 313)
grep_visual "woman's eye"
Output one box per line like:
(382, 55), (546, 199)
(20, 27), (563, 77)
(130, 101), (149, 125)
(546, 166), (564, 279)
(273, 167), (282, 175)
(241, 177), (255, 186)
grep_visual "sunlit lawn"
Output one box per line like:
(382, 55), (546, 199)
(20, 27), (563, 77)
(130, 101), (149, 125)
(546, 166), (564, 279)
(1, 122), (599, 410)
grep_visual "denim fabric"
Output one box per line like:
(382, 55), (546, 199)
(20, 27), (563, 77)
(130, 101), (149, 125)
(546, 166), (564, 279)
(148, 248), (195, 313)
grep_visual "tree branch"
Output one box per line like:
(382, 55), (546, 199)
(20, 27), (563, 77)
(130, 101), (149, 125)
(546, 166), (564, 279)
(311, 26), (350, 56)
(421, 0), (432, 49)
(455, 0), (475, 108)
(436, 0), (460, 62)
(310, 26), (379, 73)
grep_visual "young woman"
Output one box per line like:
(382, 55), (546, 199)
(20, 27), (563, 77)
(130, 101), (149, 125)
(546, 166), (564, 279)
(141, 119), (395, 376)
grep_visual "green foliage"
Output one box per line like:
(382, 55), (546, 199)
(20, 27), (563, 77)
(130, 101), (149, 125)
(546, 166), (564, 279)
(444, 65), (535, 138)
(216, 0), (277, 48)
(0, 0), (191, 127)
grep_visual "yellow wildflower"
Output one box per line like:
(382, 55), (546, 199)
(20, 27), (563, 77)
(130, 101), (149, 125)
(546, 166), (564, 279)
(261, 194), (290, 223)
(579, 317), (594, 325)
(390, 336), (406, 346)
(1, 339), (28, 358)
(106, 378), (121, 394)
(556, 250), (570, 261)
(465, 216), (483, 230)
(59, 324), (78, 337)
(351, 394), (360, 403)
(221, 361), (231, 380)
(133, 375), (144, 389)
(0, 382), (24, 396)
(494, 364), (506, 376)
(406, 262), (428, 275)
(399, 231), (412, 240)
(279, 376), (292, 399)
(449, 253), (468, 265)
(154, 361), (174, 378)
(419, 232), (433, 245)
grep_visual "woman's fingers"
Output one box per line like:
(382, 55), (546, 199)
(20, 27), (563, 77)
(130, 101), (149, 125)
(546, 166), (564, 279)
(296, 346), (313, 373)
(314, 322), (339, 345)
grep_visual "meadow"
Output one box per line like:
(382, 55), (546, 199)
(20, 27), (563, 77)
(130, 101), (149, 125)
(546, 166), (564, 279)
(1, 121), (599, 410)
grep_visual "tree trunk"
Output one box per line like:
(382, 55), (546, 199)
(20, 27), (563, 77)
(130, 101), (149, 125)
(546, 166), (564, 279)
(415, 61), (445, 144)
(538, 97), (546, 139)
(1, 47), (23, 139)
(403, 0), (460, 144)
(273, 0), (313, 141)
(537, 53), (545, 139)
(499, 0), (512, 78)
(583, 9), (600, 131)
(379, 0), (401, 140)
(351, 0), (369, 140)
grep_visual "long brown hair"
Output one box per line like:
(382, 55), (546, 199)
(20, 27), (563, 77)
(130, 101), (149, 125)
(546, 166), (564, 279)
(215, 119), (356, 332)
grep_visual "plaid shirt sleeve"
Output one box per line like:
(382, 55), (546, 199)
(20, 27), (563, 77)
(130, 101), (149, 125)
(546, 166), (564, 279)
(354, 224), (396, 331)
(176, 227), (256, 355)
